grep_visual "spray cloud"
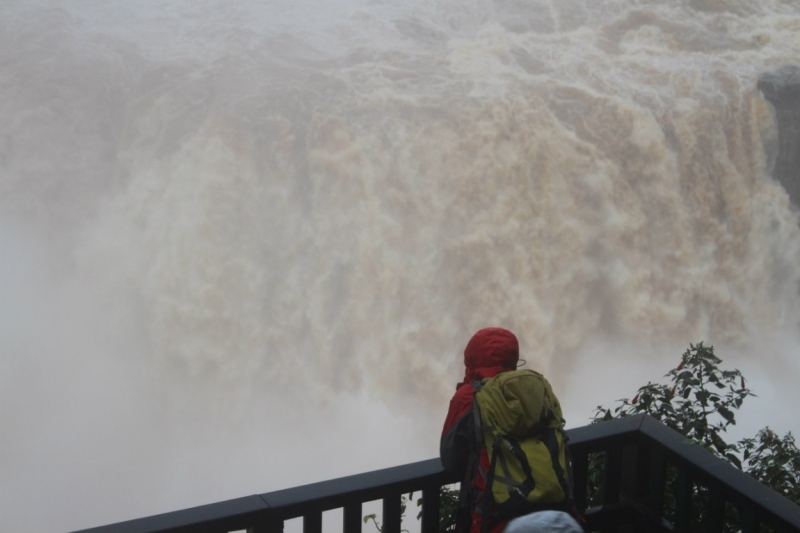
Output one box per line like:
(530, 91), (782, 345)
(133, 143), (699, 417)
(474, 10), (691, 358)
(2, 1), (800, 531)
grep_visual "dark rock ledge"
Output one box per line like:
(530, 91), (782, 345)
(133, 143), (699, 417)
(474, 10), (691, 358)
(759, 65), (800, 207)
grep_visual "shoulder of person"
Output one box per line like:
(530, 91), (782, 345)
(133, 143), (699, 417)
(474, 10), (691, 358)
(449, 382), (476, 407)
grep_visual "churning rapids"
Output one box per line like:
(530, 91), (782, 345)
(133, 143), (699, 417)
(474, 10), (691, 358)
(2, 1), (800, 531)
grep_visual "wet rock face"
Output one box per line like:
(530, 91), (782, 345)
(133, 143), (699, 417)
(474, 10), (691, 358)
(759, 65), (800, 207)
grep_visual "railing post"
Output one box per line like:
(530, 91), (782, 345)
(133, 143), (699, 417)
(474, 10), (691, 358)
(304, 511), (322, 533)
(248, 517), (284, 533)
(344, 503), (362, 533)
(421, 484), (441, 533)
(383, 494), (403, 533)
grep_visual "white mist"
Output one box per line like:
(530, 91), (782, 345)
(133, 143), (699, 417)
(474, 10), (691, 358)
(1, 1), (800, 531)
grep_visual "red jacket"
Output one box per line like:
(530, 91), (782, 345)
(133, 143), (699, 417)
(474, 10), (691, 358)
(440, 328), (519, 533)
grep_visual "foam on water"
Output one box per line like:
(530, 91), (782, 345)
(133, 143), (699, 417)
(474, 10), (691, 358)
(2, 0), (800, 531)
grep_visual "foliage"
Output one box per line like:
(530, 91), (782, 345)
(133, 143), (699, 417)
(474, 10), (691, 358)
(428, 485), (459, 533)
(593, 342), (753, 465)
(739, 428), (800, 505)
(591, 342), (800, 514)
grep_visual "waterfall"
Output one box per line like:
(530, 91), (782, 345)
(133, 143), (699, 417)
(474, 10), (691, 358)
(2, 1), (800, 531)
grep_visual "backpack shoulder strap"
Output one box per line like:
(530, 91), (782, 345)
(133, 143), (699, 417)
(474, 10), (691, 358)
(471, 380), (486, 443)
(541, 427), (571, 501)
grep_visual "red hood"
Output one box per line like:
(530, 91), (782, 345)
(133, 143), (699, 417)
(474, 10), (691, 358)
(461, 327), (519, 385)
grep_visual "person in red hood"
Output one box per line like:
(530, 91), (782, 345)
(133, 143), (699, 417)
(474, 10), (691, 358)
(440, 327), (522, 533)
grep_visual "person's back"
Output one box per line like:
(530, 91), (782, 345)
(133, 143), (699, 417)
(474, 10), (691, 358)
(440, 328), (573, 533)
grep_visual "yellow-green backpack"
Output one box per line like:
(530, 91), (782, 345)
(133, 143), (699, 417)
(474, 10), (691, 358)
(473, 369), (573, 523)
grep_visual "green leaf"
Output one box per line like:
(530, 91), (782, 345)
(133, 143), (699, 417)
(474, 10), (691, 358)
(719, 406), (735, 424)
(711, 432), (728, 453)
(725, 453), (742, 470)
(696, 390), (710, 406)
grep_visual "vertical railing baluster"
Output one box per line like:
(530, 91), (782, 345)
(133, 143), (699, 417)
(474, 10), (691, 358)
(740, 506), (760, 533)
(674, 469), (692, 531)
(421, 484), (441, 533)
(623, 442), (653, 532)
(705, 485), (724, 533)
(604, 447), (624, 505)
(619, 443), (639, 497)
(383, 494), (403, 533)
(631, 442), (651, 500)
(344, 503), (362, 533)
(304, 511), (323, 533)
(248, 517), (284, 533)
(572, 451), (589, 511)
(648, 449), (667, 521)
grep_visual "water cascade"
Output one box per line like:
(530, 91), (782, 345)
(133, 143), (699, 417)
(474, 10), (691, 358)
(2, 1), (800, 531)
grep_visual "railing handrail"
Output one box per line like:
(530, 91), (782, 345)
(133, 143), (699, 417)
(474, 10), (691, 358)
(260, 458), (457, 517)
(70, 415), (800, 533)
(71, 459), (459, 533)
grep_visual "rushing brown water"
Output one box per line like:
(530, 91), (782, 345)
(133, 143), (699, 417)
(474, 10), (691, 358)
(2, 1), (800, 531)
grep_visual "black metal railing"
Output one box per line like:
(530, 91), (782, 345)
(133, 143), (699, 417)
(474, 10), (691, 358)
(567, 414), (800, 532)
(72, 415), (800, 533)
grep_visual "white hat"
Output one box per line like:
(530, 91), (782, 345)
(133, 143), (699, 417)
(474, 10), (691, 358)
(504, 511), (583, 533)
